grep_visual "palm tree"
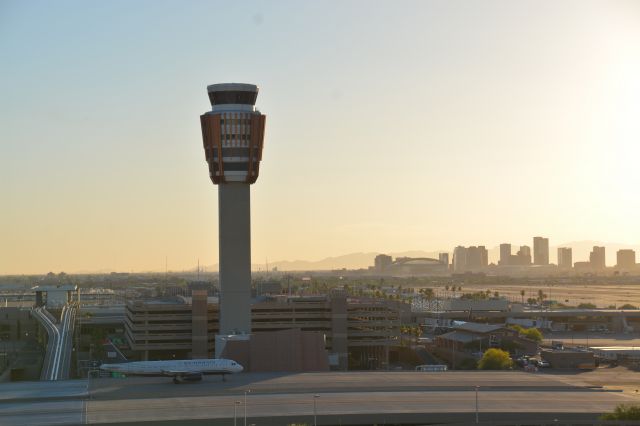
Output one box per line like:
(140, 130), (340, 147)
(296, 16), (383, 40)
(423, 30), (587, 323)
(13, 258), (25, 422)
(537, 289), (547, 304)
(520, 289), (525, 304)
(423, 288), (435, 300)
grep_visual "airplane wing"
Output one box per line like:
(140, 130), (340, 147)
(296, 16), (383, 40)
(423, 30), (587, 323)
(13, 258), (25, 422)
(161, 370), (202, 376)
(162, 370), (205, 383)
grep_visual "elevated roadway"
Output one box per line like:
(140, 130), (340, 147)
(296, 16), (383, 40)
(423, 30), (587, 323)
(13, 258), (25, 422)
(0, 370), (637, 425)
(32, 304), (77, 381)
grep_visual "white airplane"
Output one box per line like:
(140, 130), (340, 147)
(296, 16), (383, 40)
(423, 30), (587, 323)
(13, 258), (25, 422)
(99, 358), (243, 384)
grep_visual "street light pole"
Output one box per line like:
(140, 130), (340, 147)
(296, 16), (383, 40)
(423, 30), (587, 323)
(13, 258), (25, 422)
(87, 368), (99, 401)
(244, 390), (251, 426)
(475, 385), (479, 424)
(234, 401), (240, 426)
(313, 394), (320, 426)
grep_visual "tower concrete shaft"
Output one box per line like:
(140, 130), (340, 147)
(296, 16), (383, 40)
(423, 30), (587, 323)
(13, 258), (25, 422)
(218, 184), (251, 334)
(200, 83), (266, 336)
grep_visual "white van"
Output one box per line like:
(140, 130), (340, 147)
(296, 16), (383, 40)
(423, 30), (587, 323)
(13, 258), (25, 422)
(415, 364), (448, 372)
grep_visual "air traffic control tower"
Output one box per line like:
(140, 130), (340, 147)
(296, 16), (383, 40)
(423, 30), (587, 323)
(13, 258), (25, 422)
(200, 83), (266, 339)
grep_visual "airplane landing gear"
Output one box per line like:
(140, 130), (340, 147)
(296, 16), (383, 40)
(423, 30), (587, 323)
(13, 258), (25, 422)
(222, 374), (226, 382)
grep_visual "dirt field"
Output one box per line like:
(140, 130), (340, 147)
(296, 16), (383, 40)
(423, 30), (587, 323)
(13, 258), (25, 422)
(550, 366), (640, 396)
(543, 332), (640, 347)
(434, 282), (640, 308)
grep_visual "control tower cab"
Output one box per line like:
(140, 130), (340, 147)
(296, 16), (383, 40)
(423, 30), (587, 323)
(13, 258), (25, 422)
(200, 83), (266, 184)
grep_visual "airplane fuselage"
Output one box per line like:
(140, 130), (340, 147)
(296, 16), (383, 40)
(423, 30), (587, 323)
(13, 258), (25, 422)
(100, 358), (243, 378)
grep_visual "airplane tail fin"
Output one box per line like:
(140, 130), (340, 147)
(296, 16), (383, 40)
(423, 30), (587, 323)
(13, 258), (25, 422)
(102, 338), (128, 362)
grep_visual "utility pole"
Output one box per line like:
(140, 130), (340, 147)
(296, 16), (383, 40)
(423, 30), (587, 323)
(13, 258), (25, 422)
(475, 385), (479, 423)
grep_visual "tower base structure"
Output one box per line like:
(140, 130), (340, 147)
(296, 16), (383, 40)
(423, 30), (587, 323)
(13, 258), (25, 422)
(218, 183), (252, 335)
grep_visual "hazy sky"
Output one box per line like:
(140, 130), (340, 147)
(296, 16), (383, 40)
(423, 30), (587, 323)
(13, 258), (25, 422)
(2, 0), (639, 274)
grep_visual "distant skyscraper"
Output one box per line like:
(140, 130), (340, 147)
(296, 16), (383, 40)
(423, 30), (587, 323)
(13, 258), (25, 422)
(616, 249), (636, 270)
(589, 246), (606, 270)
(374, 254), (393, 273)
(533, 237), (549, 265)
(515, 246), (532, 265)
(481, 246), (488, 267)
(499, 243), (511, 266)
(453, 246), (487, 272)
(467, 247), (480, 269)
(467, 246), (488, 269)
(452, 246), (468, 273)
(438, 253), (449, 268)
(557, 247), (573, 269)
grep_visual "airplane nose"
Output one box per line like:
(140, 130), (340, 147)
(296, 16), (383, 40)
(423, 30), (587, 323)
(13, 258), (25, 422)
(101, 364), (118, 371)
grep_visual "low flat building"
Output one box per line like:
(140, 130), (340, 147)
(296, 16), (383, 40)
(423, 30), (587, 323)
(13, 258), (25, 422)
(386, 257), (449, 276)
(441, 298), (510, 312)
(541, 348), (595, 369)
(435, 322), (538, 363)
(590, 346), (640, 362)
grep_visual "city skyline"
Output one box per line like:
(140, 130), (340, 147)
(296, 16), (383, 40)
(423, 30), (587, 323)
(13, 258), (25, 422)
(3, 238), (637, 275)
(2, 1), (640, 274)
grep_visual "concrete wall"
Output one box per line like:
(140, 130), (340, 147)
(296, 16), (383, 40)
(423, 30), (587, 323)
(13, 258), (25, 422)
(330, 295), (348, 370)
(191, 290), (209, 359)
(222, 329), (329, 372)
(443, 299), (510, 312)
(0, 308), (40, 341)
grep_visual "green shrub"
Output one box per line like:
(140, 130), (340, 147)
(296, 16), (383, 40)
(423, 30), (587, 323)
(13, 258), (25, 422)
(509, 325), (543, 342)
(577, 303), (597, 309)
(521, 327), (543, 342)
(600, 403), (640, 420)
(478, 348), (512, 370)
(620, 304), (638, 310)
(458, 358), (478, 370)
